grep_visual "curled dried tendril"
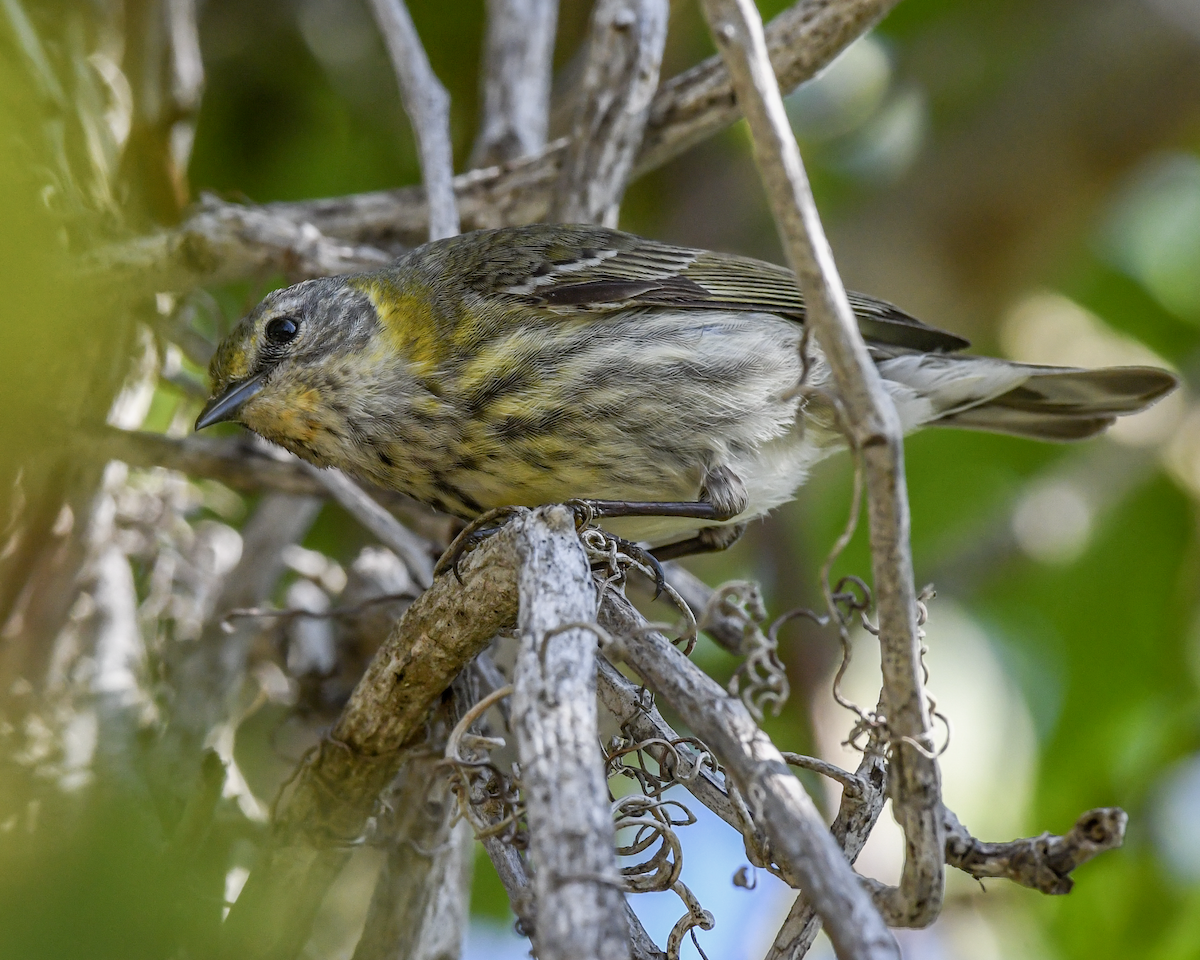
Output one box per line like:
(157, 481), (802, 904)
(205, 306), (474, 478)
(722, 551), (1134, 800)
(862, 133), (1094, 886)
(666, 880), (714, 960)
(604, 733), (718, 801)
(579, 526), (699, 653)
(443, 685), (525, 843)
(613, 795), (692, 893)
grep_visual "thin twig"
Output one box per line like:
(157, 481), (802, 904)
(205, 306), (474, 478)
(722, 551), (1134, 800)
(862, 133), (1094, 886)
(366, 0), (459, 241)
(305, 464), (434, 589)
(700, 0), (943, 930)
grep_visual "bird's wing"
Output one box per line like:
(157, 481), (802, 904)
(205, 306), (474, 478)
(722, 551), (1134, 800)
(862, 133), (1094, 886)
(459, 224), (970, 354)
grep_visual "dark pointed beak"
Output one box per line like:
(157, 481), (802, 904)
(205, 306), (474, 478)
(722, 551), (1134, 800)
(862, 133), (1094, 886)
(195, 374), (266, 430)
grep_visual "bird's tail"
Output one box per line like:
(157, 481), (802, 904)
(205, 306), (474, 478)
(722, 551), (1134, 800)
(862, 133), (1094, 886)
(928, 365), (1178, 441)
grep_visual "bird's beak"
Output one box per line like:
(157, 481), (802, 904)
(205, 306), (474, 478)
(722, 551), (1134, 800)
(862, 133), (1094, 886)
(195, 374), (266, 430)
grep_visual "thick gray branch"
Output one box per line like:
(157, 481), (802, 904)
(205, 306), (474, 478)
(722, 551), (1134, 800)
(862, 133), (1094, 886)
(597, 592), (899, 960)
(471, 0), (559, 167)
(367, 0), (459, 241)
(700, 0), (943, 929)
(549, 0), (668, 225)
(511, 506), (630, 960)
(97, 0), (895, 283)
(84, 197), (392, 290)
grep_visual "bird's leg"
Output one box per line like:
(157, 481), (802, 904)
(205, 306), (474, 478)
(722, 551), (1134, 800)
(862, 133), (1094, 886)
(651, 522), (747, 562)
(569, 464), (749, 523)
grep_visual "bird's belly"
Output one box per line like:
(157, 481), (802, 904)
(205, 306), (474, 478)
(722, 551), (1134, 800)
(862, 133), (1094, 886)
(350, 308), (837, 540)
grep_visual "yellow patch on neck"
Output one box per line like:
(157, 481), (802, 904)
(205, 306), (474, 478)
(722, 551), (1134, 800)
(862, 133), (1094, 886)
(351, 275), (446, 374)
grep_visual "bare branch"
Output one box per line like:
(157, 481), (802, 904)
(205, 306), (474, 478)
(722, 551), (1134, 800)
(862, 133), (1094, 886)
(82, 197), (391, 292)
(305, 465), (434, 589)
(942, 806), (1126, 895)
(471, 0), (559, 167)
(366, 0), (459, 241)
(97, 0), (896, 281)
(94, 427), (452, 546)
(511, 506), (630, 960)
(350, 755), (474, 960)
(766, 745), (888, 960)
(96, 427), (328, 497)
(597, 591), (900, 960)
(638, 0), (901, 175)
(219, 516), (533, 960)
(700, 0), (943, 929)
(549, 0), (668, 225)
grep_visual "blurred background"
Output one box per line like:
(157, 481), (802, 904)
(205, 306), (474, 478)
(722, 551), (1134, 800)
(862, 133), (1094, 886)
(2, 0), (1200, 958)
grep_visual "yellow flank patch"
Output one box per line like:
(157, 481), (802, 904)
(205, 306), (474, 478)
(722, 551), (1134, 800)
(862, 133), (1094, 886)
(352, 276), (445, 373)
(456, 327), (544, 396)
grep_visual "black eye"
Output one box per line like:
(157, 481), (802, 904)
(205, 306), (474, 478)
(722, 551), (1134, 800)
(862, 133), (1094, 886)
(265, 317), (299, 345)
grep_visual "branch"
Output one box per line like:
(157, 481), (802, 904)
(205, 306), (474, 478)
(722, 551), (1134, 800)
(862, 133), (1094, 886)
(638, 0), (900, 174)
(511, 506), (630, 960)
(766, 744), (889, 960)
(82, 197), (392, 291)
(97, 427), (329, 497)
(350, 753), (473, 960)
(219, 515), (533, 960)
(304, 465), (434, 589)
(700, 0), (943, 929)
(596, 592), (899, 960)
(549, 0), (669, 225)
(471, 0), (559, 167)
(97, 0), (898, 283)
(367, 0), (459, 241)
(942, 807), (1126, 895)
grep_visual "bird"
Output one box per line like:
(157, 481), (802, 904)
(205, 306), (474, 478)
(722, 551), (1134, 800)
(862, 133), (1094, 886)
(196, 223), (1178, 560)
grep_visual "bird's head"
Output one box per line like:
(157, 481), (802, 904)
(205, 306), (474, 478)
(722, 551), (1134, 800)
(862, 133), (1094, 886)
(195, 276), (384, 462)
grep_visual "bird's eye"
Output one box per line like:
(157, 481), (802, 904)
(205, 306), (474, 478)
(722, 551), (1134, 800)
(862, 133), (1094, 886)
(265, 317), (299, 345)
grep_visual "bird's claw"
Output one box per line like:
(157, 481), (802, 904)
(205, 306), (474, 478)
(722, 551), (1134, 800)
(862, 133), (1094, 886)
(565, 499), (598, 530)
(616, 536), (667, 600)
(435, 506), (527, 583)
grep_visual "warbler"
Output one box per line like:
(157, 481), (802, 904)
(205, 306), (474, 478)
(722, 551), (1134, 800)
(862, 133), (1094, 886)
(196, 224), (1178, 557)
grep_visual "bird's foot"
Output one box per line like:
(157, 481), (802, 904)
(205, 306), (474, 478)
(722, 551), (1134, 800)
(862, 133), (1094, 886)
(435, 506), (529, 583)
